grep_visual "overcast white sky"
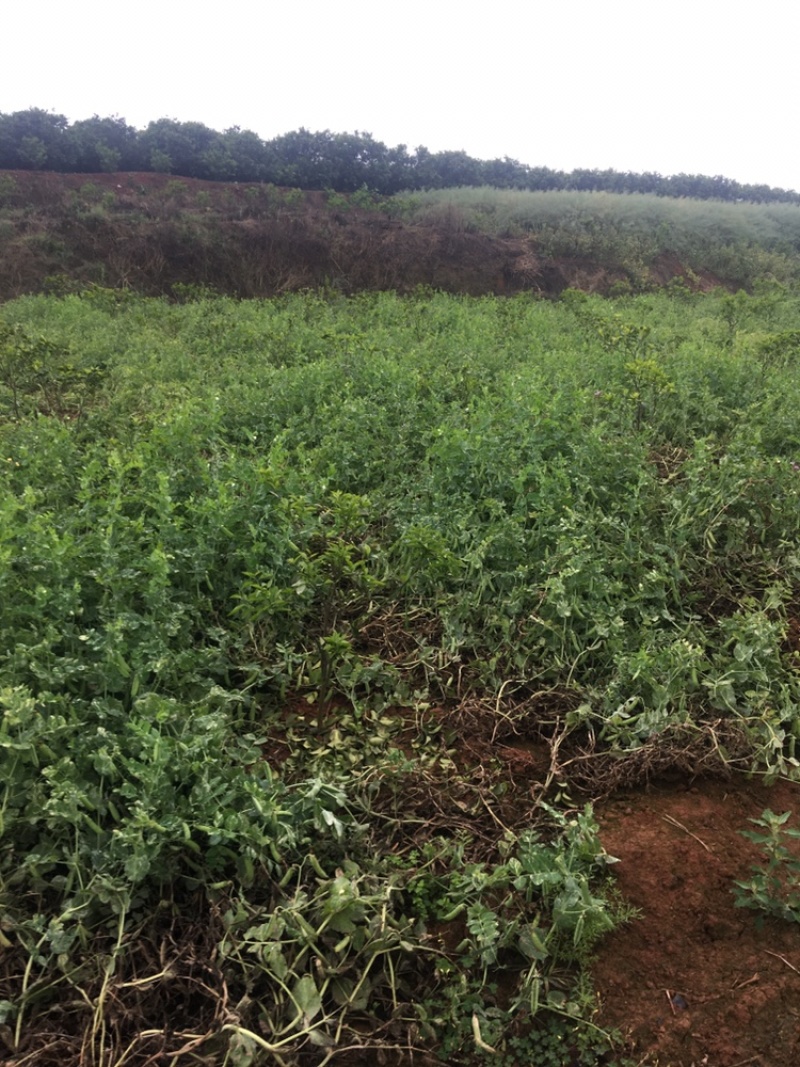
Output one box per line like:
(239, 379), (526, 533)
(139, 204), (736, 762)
(6, 0), (798, 190)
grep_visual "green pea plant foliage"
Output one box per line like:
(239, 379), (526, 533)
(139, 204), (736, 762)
(0, 319), (105, 420)
(2, 284), (800, 1064)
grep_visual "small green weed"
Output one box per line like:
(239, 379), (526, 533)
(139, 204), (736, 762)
(733, 809), (800, 922)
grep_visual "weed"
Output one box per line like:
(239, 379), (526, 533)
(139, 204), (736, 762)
(733, 809), (800, 922)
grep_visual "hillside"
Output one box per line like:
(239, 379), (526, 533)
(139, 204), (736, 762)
(5, 169), (800, 1067)
(4, 170), (800, 301)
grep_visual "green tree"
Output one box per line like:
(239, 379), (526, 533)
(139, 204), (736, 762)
(222, 126), (277, 182)
(0, 108), (74, 170)
(140, 118), (218, 178)
(70, 114), (142, 172)
(17, 135), (47, 170)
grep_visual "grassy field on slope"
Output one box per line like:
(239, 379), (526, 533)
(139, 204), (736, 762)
(392, 187), (800, 288)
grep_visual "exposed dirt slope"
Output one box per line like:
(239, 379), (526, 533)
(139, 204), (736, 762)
(0, 170), (719, 301)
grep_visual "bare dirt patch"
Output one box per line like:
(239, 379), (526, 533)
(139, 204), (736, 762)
(593, 776), (800, 1067)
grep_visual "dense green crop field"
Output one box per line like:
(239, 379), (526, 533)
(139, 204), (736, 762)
(3, 285), (800, 1064)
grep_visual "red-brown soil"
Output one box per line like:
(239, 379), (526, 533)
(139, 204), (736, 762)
(593, 777), (800, 1067)
(265, 699), (800, 1065)
(263, 694), (800, 1063)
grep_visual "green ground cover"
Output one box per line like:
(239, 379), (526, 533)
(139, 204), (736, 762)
(392, 188), (800, 287)
(2, 286), (800, 1064)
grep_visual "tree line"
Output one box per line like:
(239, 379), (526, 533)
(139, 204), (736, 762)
(1, 108), (797, 204)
